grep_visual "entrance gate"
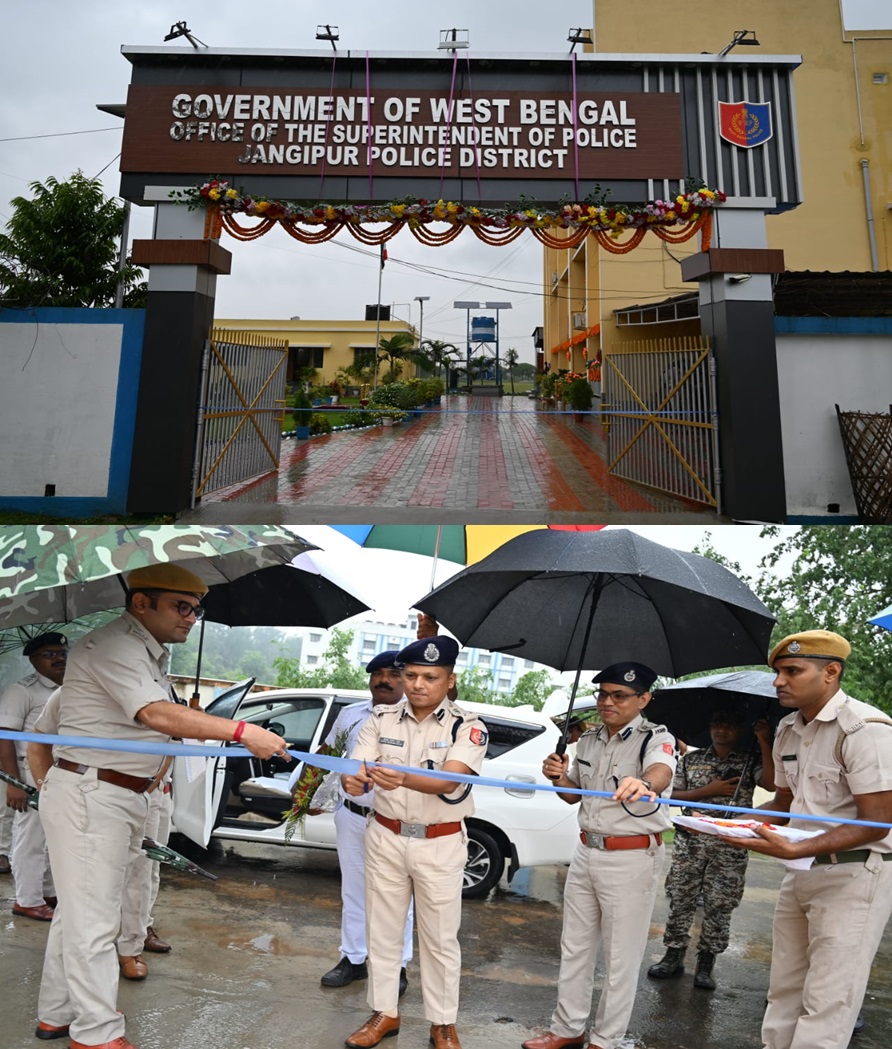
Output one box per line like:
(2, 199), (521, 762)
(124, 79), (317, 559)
(601, 336), (721, 511)
(192, 328), (289, 504)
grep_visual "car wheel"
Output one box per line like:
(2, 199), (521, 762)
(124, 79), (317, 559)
(462, 826), (505, 898)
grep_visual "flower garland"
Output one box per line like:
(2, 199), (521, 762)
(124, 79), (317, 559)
(173, 180), (726, 252)
(283, 727), (350, 842)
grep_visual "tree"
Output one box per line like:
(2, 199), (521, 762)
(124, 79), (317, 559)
(417, 339), (461, 379)
(273, 628), (368, 690)
(696, 525), (892, 710)
(0, 172), (146, 308)
(455, 665), (498, 704)
(376, 331), (418, 384)
(505, 348), (519, 394)
(505, 669), (553, 709)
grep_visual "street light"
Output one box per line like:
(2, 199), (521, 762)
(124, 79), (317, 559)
(415, 296), (430, 349)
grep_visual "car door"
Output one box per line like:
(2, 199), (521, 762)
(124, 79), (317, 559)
(171, 678), (256, 848)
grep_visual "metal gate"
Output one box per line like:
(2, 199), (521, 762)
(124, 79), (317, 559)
(601, 336), (721, 510)
(192, 328), (289, 503)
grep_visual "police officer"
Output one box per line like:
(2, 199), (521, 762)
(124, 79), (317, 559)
(318, 650), (413, 995)
(0, 632), (68, 920)
(717, 630), (892, 1049)
(342, 636), (487, 1049)
(648, 708), (774, 989)
(27, 563), (289, 1049)
(523, 663), (676, 1049)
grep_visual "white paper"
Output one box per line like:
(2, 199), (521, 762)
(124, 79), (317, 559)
(672, 815), (823, 870)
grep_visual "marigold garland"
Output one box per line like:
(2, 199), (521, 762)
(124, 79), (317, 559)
(179, 180), (725, 252)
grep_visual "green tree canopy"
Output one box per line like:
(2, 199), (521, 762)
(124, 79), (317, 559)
(696, 525), (892, 710)
(416, 339), (461, 378)
(273, 628), (368, 690)
(0, 172), (146, 308)
(377, 331), (418, 383)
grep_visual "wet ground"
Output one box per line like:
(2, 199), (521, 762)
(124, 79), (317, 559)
(1, 840), (889, 1049)
(180, 397), (725, 524)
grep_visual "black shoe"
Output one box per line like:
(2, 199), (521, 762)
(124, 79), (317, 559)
(398, 967), (408, 998)
(693, 951), (716, 991)
(648, 946), (686, 979)
(321, 956), (368, 987)
(853, 1013), (865, 1035)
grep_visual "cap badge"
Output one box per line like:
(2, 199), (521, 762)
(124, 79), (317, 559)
(424, 643), (440, 663)
(788, 641), (801, 653)
(624, 669), (636, 682)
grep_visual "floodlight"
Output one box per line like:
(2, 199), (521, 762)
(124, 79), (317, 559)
(163, 21), (207, 49)
(316, 24), (339, 50)
(718, 30), (760, 57)
(439, 29), (469, 50)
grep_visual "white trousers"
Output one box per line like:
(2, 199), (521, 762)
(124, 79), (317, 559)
(762, 858), (892, 1049)
(37, 765), (147, 1046)
(334, 803), (414, 965)
(550, 842), (664, 1049)
(10, 762), (54, 907)
(364, 818), (466, 1024)
(0, 781), (13, 854)
(118, 786), (171, 955)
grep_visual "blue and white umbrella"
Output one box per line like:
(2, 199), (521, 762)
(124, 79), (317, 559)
(869, 603), (892, 632)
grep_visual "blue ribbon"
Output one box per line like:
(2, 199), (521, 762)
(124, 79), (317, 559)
(5, 728), (891, 831)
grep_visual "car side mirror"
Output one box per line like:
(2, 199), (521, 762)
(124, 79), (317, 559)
(265, 722), (286, 737)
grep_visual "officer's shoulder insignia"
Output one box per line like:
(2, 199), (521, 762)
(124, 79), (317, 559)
(20, 672), (39, 686)
(619, 726), (633, 740)
(469, 726), (488, 746)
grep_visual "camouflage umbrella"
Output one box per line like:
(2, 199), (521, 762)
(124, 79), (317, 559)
(0, 525), (317, 629)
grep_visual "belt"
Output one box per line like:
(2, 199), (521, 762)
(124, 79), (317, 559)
(53, 759), (155, 795)
(343, 798), (371, 817)
(374, 812), (462, 839)
(814, 850), (892, 865)
(580, 831), (663, 851)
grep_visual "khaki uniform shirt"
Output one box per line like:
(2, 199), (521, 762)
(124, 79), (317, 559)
(569, 715), (676, 836)
(772, 689), (892, 851)
(0, 671), (58, 765)
(352, 698), (487, 825)
(36, 612), (174, 778)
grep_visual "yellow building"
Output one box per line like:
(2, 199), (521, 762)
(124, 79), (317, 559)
(544, 0), (892, 374)
(213, 315), (419, 385)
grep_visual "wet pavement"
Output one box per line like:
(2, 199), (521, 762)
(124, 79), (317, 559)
(1, 839), (889, 1049)
(180, 397), (725, 524)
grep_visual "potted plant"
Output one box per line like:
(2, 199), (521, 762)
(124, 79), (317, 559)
(566, 377), (594, 422)
(292, 388), (313, 438)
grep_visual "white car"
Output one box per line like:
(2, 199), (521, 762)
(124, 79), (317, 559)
(172, 680), (579, 897)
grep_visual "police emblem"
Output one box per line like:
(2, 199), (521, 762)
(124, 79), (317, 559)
(788, 640), (801, 653)
(624, 669), (636, 682)
(424, 643), (440, 663)
(718, 100), (773, 149)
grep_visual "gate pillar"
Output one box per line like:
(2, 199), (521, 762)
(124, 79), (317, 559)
(682, 202), (787, 522)
(127, 189), (232, 514)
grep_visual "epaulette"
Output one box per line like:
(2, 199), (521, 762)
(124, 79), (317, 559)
(640, 718), (668, 734)
(19, 673), (39, 686)
(833, 699), (892, 770)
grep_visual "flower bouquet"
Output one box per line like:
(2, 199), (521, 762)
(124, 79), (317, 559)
(283, 726), (349, 843)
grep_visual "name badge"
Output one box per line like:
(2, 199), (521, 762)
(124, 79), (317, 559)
(430, 741), (449, 749)
(379, 737), (405, 747)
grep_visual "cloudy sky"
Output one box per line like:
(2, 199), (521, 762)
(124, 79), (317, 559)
(1, 1), (888, 361)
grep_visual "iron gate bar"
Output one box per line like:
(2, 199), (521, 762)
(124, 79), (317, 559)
(602, 337), (719, 509)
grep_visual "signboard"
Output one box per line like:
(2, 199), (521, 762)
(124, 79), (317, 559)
(122, 86), (683, 181)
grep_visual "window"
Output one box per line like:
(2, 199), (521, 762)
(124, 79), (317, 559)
(523, 660), (534, 669)
(306, 655), (318, 665)
(498, 678), (512, 690)
(478, 653), (491, 666)
(407, 615), (417, 630)
(309, 633), (322, 643)
(354, 347), (376, 369)
(293, 346), (324, 370)
(502, 656), (514, 667)
(476, 715), (545, 759)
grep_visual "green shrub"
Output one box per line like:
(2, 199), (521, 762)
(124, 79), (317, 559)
(566, 378), (594, 411)
(310, 413), (333, 435)
(292, 388), (313, 427)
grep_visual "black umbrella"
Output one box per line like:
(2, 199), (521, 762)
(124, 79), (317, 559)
(414, 529), (776, 754)
(648, 671), (785, 751)
(187, 551), (372, 703)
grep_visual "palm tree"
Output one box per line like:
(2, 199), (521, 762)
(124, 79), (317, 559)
(376, 331), (417, 383)
(418, 339), (462, 379)
(505, 348), (519, 394)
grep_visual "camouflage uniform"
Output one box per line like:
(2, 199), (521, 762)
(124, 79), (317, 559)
(662, 746), (760, 954)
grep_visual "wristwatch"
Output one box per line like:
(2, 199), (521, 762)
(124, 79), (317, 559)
(640, 779), (653, 791)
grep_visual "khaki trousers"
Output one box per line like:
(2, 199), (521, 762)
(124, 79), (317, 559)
(364, 818), (466, 1025)
(762, 857), (892, 1049)
(550, 841), (664, 1049)
(10, 762), (55, 907)
(37, 765), (148, 1045)
(118, 785), (171, 955)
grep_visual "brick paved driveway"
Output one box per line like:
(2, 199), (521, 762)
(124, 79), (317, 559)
(188, 396), (720, 523)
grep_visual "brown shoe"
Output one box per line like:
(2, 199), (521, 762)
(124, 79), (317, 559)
(12, 902), (54, 921)
(345, 1012), (400, 1048)
(34, 1021), (70, 1040)
(143, 926), (171, 953)
(521, 1034), (586, 1049)
(430, 1023), (462, 1049)
(68, 1039), (138, 1049)
(118, 954), (149, 980)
